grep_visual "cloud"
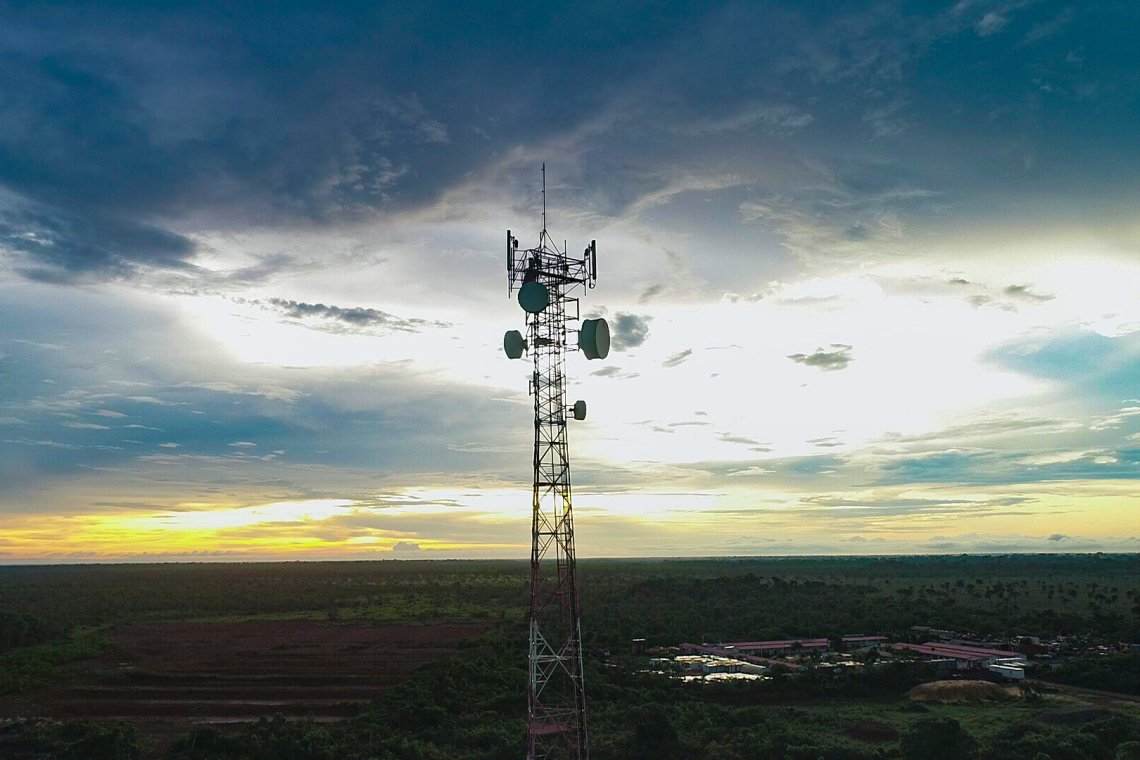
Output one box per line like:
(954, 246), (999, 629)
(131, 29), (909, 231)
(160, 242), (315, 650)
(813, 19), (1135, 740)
(787, 344), (853, 371)
(0, 202), (198, 283)
(1003, 284), (1053, 302)
(383, 94), (449, 145)
(609, 312), (651, 351)
(1089, 407), (1140, 431)
(738, 183), (934, 264)
(662, 349), (693, 368)
(392, 540), (422, 552)
(863, 98), (911, 138)
(1, 2), (1139, 559)
(125, 396), (180, 406)
(590, 366), (639, 380)
(976, 12), (1008, 36)
(676, 103), (813, 135)
(639, 284), (665, 303)
(180, 382), (303, 404)
(228, 441), (257, 448)
(0, 12), (465, 285)
(1019, 9), (1076, 46)
(879, 413), (1080, 445)
(718, 433), (763, 446)
(258, 298), (449, 334)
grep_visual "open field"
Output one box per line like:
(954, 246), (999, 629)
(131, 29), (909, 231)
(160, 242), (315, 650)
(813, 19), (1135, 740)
(0, 556), (1137, 759)
(1, 620), (482, 725)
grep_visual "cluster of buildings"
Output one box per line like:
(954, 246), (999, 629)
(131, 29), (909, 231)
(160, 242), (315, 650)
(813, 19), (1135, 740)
(669, 653), (768, 681)
(713, 635), (887, 657)
(648, 636), (888, 681)
(649, 632), (1038, 682)
(678, 642), (805, 672)
(646, 624), (1133, 685)
(890, 641), (1027, 680)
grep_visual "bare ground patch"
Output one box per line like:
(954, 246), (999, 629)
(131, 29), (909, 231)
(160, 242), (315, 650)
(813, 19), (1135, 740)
(0, 621), (485, 729)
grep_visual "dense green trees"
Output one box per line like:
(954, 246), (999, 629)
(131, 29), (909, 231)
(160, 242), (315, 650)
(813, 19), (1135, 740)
(1, 555), (1137, 647)
(0, 720), (142, 760)
(0, 612), (67, 652)
(150, 642), (1140, 760)
(1043, 654), (1140, 696)
(2, 556), (1140, 759)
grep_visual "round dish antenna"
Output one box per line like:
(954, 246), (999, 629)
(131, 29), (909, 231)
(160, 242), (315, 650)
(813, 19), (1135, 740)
(578, 317), (610, 360)
(571, 400), (587, 421)
(503, 330), (527, 359)
(518, 281), (550, 313)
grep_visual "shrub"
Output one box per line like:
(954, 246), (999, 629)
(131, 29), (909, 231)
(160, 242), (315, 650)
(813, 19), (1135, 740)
(900, 717), (977, 760)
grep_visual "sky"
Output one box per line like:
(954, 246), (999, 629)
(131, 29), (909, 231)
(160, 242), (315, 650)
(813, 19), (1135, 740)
(1, 0), (1139, 562)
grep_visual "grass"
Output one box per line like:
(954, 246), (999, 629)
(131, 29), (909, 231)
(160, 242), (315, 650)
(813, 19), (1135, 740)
(181, 595), (526, 624)
(739, 691), (1140, 753)
(0, 634), (108, 695)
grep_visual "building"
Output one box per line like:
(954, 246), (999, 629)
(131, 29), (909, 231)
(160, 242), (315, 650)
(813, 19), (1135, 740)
(1017, 636), (1049, 656)
(910, 626), (956, 642)
(891, 642), (1026, 678)
(720, 638), (830, 656)
(680, 643), (803, 671)
(842, 635), (888, 650)
(988, 661), (1026, 680)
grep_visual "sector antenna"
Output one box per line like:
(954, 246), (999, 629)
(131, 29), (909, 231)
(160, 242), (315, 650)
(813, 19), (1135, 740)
(503, 165), (608, 760)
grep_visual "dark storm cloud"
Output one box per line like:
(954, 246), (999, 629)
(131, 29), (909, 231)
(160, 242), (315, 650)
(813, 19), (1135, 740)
(3, 1), (1136, 283)
(787, 344), (852, 371)
(0, 205), (196, 282)
(258, 298), (449, 334)
(609, 312), (651, 351)
(0, 0), (735, 282)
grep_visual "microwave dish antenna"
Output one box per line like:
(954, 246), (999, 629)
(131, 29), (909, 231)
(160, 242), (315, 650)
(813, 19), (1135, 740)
(502, 164), (609, 760)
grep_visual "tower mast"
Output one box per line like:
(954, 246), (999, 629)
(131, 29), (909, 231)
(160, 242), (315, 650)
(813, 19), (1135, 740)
(504, 169), (607, 760)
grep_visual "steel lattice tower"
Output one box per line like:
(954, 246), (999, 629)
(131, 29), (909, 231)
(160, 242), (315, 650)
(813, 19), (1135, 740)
(504, 166), (606, 760)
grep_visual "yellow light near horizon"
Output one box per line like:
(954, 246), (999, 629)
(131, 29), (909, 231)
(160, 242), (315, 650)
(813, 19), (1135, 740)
(115, 499), (356, 532)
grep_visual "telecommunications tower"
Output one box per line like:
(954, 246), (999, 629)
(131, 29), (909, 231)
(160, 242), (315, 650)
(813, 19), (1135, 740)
(503, 166), (609, 760)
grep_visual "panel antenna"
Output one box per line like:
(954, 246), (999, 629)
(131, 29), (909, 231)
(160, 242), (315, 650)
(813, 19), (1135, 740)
(503, 165), (607, 760)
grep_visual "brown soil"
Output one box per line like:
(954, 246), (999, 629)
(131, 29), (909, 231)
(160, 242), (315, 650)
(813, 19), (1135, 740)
(0, 620), (484, 731)
(843, 722), (900, 743)
(907, 679), (1014, 703)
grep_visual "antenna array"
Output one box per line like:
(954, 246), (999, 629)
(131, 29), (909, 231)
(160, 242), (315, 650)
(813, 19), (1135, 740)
(503, 166), (607, 760)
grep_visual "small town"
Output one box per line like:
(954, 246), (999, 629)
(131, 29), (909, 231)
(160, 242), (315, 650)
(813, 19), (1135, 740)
(639, 627), (1140, 685)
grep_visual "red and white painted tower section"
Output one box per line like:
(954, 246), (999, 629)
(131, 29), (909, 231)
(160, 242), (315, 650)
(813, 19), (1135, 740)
(504, 166), (609, 760)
